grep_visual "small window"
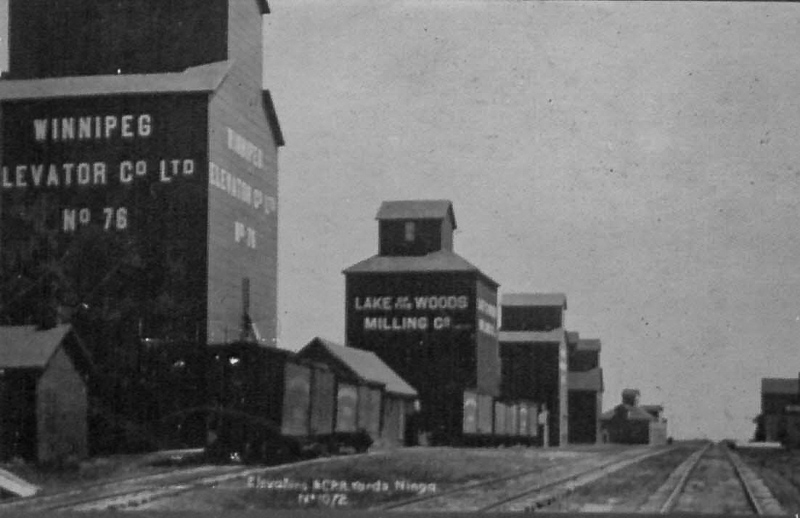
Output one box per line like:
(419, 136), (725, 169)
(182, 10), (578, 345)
(404, 221), (415, 242)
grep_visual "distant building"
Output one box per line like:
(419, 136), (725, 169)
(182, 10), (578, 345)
(343, 200), (502, 445)
(567, 334), (603, 444)
(759, 377), (800, 442)
(600, 389), (667, 445)
(499, 293), (569, 446)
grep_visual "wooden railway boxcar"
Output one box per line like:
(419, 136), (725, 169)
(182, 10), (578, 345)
(296, 337), (418, 448)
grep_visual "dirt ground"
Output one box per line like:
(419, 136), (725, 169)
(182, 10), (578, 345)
(134, 445), (622, 511)
(0, 449), (205, 497)
(737, 445), (800, 513)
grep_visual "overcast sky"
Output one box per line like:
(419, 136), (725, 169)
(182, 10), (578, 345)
(3, 0), (798, 442)
(263, 0), (800, 442)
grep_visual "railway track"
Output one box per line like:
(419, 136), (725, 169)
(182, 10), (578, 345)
(0, 453), (368, 513)
(378, 445), (674, 512)
(639, 441), (786, 515)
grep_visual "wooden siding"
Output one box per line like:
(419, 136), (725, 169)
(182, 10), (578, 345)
(206, 0), (278, 345)
(475, 279), (501, 397)
(36, 346), (88, 463)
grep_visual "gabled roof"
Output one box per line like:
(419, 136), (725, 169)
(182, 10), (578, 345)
(262, 90), (285, 147)
(762, 378), (799, 395)
(641, 405), (664, 417)
(376, 200), (457, 229)
(0, 61), (233, 100)
(600, 404), (656, 422)
(568, 368), (603, 392)
(501, 293), (567, 310)
(343, 250), (498, 287)
(577, 339), (601, 352)
(499, 329), (565, 344)
(0, 325), (72, 369)
(299, 337), (417, 398)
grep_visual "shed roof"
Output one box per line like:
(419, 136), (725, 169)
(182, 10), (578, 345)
(499, 329), (565, 344)
(762, 378), (799, 395)
(300, 337), (417, 398)
(600, 404), (656, 422)
(376, 200), (456, 229)
(501, 293), (567, 309)
(567, 331), (580, 345)
(343, 250), (498, 287)
(568, 368), (603, 392)
(0, 325), (72, 369)
(577, 339), (601, 352)
(641, 405), (664, 416)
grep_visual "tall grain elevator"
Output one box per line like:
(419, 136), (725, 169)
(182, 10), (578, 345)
(0, 0), (282, 354)
(344, 200), (502, 444)
(0, 0), (283, 451)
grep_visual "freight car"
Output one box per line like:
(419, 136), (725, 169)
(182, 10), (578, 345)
(460, 390), (541, 447)
(143, 339), (416, 464)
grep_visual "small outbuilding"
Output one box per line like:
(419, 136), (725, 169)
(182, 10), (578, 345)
(600, 389), (667, 445)
(759, 377), (799, 442)
(0, 325), (90, 464)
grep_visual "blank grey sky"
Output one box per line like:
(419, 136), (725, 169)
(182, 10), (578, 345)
(263, 0), (800, 441)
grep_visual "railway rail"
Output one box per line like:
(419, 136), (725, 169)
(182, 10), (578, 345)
(378, 445), (674, 512)
(639, 441), (785, 515)
(0, 453), (367, 513)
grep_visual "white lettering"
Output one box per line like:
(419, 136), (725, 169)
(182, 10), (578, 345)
(93, 163), (107, 185)
(30, 165), (44, 187)
(63, 209), (76, 232)
(226, 127), (265, 169)
(159, 160), (172, 182)
(63, 163), (74, 186)
(119, 161), (133, 183)
(208, 161), (275, 215)
(103, 116), (117, 138)
(139, 114), (152, 136)
(34, 119), (48, 141)
(414, 295), (469, 310)
(78, 117), (92, 139)
(46, 165), (58, 187)
(121, 115), (134, 138)
(364, 316), (429, 331)
(478, 298), (497, 319)
(15, 165), (26, 188)
(33, 114), (152, 142)
(1, 167), (12, 188)
(77, 163), (91, 185)
(479, 319), (496, 336)
(61, 118), (75, 140)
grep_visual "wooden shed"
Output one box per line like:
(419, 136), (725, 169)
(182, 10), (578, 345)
(0, 325), (90, 464)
